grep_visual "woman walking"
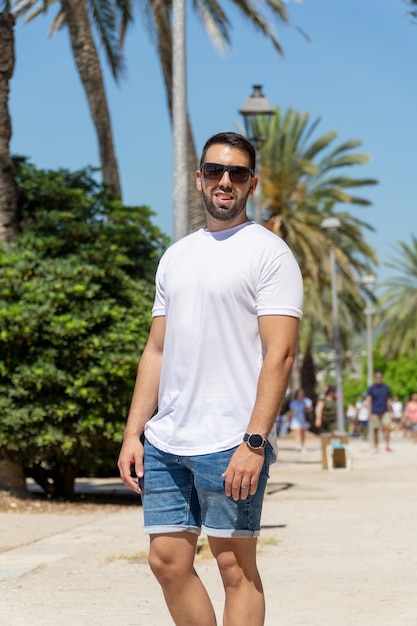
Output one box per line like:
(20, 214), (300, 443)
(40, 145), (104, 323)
(287, 388), (313, 452)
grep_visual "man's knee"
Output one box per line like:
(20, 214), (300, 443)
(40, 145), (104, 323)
(212, 539), (259, 591)
(148, 546), (170, 582)
(216, 551), (245, 589)
(148, 533), (197, 585)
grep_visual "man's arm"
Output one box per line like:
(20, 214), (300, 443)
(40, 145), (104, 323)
(387, 388), (393, 413)
(117, 316), (165, 493)
(286, 406), (294, 420)
(222, 314), (299, 501)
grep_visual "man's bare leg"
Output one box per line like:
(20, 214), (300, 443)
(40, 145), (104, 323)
(374, 426), (379, 450)
(209, 536), (265, 626)
(383, 425), (391, 448)
(149, 532), (217, 626)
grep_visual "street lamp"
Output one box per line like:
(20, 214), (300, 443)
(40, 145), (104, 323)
(360, 273), (376, 448)
(239, 85), (275, 223)
(321, 217), (345, 433)
(360, 274), (376, 388)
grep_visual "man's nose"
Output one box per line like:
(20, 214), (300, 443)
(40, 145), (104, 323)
(219, 170), (232, 186)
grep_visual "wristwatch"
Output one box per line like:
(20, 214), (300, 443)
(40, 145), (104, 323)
(243, 433), (267, 450)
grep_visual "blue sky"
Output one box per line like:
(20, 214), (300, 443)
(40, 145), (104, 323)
(9, 0), (417, 282)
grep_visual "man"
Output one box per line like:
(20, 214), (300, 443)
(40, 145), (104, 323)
(366, 370), (393, 453)
(118, 131), (303, 626)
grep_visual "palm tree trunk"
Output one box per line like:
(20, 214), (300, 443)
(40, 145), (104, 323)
(60, 0), (122, 198)
(301, 344), (317, 402)
(0, 13), (18, 245)
(0, 15), (27, 496)
(172, 0), (188, 240)
(151, 0), (205, 232)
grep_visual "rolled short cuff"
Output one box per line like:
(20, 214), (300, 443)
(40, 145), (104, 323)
(143, 524), (201, 536)
(202, 525), (260, 538)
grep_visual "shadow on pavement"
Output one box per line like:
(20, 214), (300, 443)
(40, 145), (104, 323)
(26, 477), (142, 507)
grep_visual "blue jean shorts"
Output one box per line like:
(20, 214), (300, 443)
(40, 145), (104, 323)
(141, 439), (273, 538)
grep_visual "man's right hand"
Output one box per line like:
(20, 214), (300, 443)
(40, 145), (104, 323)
(117, 436), (144, 494)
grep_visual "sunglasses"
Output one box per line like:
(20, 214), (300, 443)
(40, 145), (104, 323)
(200, 162), (254, 184)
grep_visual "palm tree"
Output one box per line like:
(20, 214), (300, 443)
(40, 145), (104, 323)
(260, 108), (376, 268)
(0, 9), (28, 495)
(13, 0), (122, 198)
(377, 236), (417, 358)
(0, 10), (18, 245)
(259, 106), (379, 392)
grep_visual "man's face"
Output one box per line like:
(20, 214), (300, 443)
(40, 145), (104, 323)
(196, 144), (257, 231)
(375, 372), (383, 384)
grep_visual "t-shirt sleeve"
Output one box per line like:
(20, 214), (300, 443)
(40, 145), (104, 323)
(255, 248), (303, 318)
(152, 256), (166, 317)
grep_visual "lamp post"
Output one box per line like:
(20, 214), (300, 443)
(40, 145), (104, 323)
(321, 217), (345, 433)
(239, 85), (275, 223)
(360, 274), (376, 388)
(360, 274), (376, 448)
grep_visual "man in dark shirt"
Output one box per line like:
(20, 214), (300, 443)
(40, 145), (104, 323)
(366, 370), (393, 453)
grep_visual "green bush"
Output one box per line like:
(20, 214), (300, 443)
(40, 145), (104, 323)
(0, 159), (169, 497)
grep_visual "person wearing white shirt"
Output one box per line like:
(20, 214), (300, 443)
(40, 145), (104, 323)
(117, 132), (303, 626)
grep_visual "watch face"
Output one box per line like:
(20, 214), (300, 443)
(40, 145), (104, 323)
(249, 434), (264, 448)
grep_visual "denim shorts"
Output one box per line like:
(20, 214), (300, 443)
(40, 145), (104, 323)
(141, 439), (273, 538)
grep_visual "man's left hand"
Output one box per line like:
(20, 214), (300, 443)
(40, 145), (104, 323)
(222, 442), (265, 501)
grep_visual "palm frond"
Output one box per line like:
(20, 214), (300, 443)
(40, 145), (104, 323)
(88, 0), (125, 80)
(377, 236), (417, 357)
(13, 0), (54, 22)
(114, 0), (134, 45)
(194, 0), (231, 52)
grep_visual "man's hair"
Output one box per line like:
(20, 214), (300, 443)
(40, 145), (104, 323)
(199, 132), (256, 171)
(375, 370), (384, 376)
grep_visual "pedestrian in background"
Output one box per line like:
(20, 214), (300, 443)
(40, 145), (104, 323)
(346, 402), (359, 436)
(287, 388), (313, 453)
(403, 394), (417, 443)
(356, 393), (369, 440)
(391, 395), (404, 432)
(315, 386), (338, 433)
(366, 370), (393, 453)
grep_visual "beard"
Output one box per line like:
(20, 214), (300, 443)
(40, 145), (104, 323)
(201, 186), (250, 222)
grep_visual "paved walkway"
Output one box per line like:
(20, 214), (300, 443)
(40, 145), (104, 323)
(1, 432), (416, 625)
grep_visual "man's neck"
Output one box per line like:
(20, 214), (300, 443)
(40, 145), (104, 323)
(205, 215), (250, 232)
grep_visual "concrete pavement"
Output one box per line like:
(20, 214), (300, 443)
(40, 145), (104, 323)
(1, 432), (416, 625)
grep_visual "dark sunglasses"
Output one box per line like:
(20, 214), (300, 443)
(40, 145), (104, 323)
(200, 162), (254, 184)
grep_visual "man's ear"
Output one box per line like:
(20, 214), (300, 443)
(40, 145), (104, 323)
(249, 175), (258, 196)
(196, 170), (202, 192)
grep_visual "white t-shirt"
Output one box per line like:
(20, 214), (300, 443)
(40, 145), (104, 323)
(356, 400), (368, 422)
(144, 222), (303, 458)
(391, 400), (403, 419)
